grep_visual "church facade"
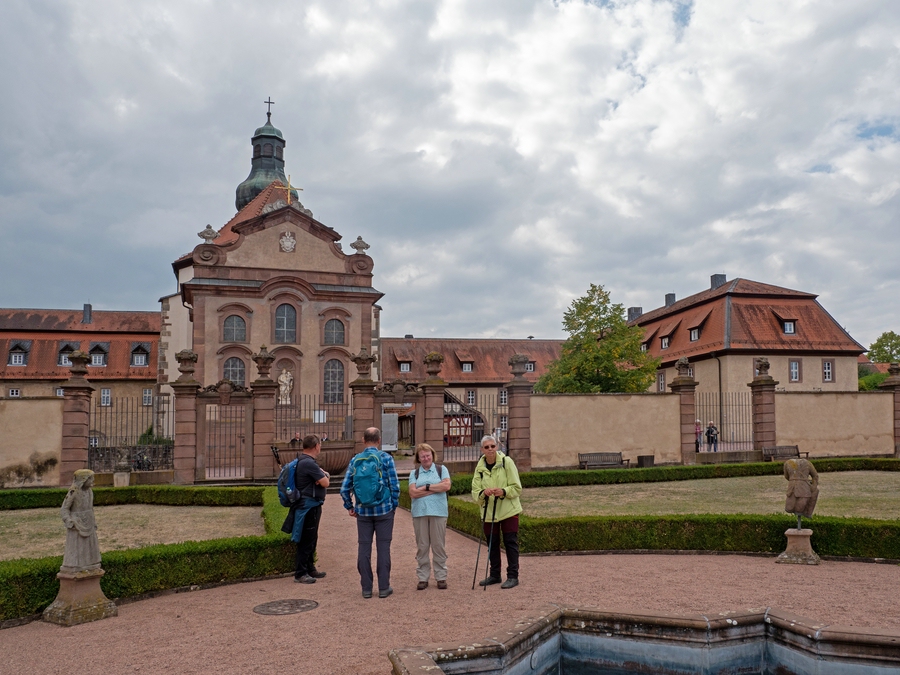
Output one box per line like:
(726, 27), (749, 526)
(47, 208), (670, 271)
(159, 113), (383, 407)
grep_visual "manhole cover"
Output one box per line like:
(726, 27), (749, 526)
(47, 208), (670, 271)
(253, 599), (319, 615)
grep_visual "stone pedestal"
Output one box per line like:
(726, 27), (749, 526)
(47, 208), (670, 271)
(42, 568), (118, 626)
(775, 528), (821, 565)
(113, 472), (130, 487)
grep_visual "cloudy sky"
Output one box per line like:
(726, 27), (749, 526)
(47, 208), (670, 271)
(1, 0), (898, 348)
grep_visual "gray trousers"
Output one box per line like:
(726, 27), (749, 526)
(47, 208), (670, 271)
(412, 516), (447, 582)
(356, 510), (395, 593)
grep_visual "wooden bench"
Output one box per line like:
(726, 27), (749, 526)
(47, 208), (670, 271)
(578, 452), (630, 469)
(762, 445), (809, 461)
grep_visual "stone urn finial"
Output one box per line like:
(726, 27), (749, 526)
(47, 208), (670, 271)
(756, 357), (771, 377)
(351, 347), (377, 379)
(424, 352), (444, 379)
(509, 353), (530, 381)
(879, 362), (900, 389)
(252, 345), (275, 380)
(175, 350), (198, 381)
(675, 356), (691, 378)
(67, 351), (90, 379)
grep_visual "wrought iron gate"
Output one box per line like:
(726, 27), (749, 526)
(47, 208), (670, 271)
(88, 395), (174, 472)
(695, 391), (753, 451)
(442, 391), (506, 462)
(204, 403), (249, 479)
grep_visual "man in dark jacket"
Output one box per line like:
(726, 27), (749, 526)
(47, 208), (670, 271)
(282, 434), (330, 583)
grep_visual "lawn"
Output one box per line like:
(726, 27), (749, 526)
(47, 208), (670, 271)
(460, 471), (900, 520)
(0, 505), (265, 561)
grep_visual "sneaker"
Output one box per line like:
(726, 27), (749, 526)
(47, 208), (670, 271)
(436, 580), (447, 590)
(478, 576), (501, 587)
(362, 590), (373, 599)
(308, 570), (327, 579)
(416, 581), (428, 590)
(294, 574), (316, 584)
(501, 578), (519, 589)
(378, 587), (394, 598)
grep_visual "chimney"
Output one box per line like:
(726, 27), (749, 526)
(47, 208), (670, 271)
(404, 334), (414, 339)
(627, 307), (643, 322)
(710, 274), (727, 290)
(665, 293), (676, 308)
(82, 304), (92, 324)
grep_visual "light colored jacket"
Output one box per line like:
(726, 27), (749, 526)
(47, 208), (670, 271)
(471, 451), (522, 523)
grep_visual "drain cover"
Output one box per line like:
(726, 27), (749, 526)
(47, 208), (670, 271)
(253, 599), (319, 615)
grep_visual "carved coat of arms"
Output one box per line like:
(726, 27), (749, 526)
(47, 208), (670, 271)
(279, 232), (296, 253)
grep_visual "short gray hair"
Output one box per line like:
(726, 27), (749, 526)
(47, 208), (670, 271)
(480, 435), (498, 448)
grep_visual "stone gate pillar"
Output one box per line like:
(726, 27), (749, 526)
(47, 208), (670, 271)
(505, 354), (533, 472)
(171, 350), (200, 485)
(748, 357), (779, 451)
(878, 363), (900, 458)
(60, 352), (94, 487)
(668, 357), (699, 465)
(350, 348), (378, 454)
(421, 352), (446, 463)
(251, 346), (277, 479)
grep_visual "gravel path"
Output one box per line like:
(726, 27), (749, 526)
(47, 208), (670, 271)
(3, 498), (899, 674)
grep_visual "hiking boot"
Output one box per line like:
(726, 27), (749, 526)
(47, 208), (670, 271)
(416, 581), (428, 590)
(501, 578), (519, 589)
(437, 580), (447, 590)
(362, 590), (373, 599)
(478, 576), (501, 587)
(308, 569), (327, 579)
(295, 574), (316, 584)
(378, 587), (394, 598)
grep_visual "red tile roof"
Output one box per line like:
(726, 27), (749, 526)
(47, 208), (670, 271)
(630, 278), (863, 365)
(380, 338), (564, 384)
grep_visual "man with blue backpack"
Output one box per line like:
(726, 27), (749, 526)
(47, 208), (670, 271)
(280, 434), (330, 584)
(340, 427), (400, 599)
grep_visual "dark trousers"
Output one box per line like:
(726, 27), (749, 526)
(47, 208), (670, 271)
(356, 510), (395, 593)
(483, 516), (519, 580)
(294, 505), (322, 578)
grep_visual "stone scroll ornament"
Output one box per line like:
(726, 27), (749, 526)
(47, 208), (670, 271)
(43, 469), (118, 625)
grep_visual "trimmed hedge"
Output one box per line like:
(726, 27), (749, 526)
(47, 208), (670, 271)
(0, 486), (292, 622)
(0, 485), (266, 511)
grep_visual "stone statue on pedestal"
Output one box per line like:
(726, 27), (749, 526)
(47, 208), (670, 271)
(277, 368), (294, 405)
(776, 458), (821, 565)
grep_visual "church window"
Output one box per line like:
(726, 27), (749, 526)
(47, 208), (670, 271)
(275, 304), (296, 343)
(324, 359), (344, 404)
(253, 144), (261, 158)
(263, 143), (274, 156)
(224, 357), (246, 387)
(224, 315), (247, 342)
(324, 319), (345, 345)
(275, 146), (283, 160)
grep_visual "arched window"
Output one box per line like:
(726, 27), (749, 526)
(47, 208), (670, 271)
(275, 146), (283, 160)
(324, 360), (344, 403)
(224, 357), (245, 387)
(324, 319), (345, 345)
(275, 304), (296, 343)
(223, 315), (246, 342)
(263, 143), (274, 156)
(253, 144), (261, 158)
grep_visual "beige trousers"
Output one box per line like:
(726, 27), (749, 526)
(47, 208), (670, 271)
(412, 516), (447, 582)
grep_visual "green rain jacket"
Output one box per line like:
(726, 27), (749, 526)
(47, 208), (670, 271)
(471, 450), (523, 523)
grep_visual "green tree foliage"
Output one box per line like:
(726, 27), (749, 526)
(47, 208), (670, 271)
(867, 331), (900, 363)
(535, 284), (660, 393)
(859, 372), (889, 391)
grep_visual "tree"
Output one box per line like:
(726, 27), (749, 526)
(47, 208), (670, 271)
(867, 331), (900, 363)
(535, 284), (660, 393)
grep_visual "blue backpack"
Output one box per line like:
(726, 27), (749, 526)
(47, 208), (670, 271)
(277, 458), (302, 507)
(351, 449), (385, 508)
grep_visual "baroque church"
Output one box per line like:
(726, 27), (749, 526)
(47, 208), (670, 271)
(158, 111), (383, 404)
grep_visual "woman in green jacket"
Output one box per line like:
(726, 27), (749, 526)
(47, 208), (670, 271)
(471, 435), (522, 588)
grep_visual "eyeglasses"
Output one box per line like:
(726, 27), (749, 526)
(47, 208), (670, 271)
(483, 444), (497, 449)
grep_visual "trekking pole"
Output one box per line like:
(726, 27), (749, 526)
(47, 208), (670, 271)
(472, 497), (491, 590)
(270, 445), (282, 467)
(483, 496), (499, 591)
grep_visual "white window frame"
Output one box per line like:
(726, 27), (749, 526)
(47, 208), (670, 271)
(142, 388), (153, 406)
(132, 352), (148, 367)
(525, 362), (535, 372)
(657, 372), (666, 392)
(100, 388), (111, 407)
(59, 352), (72, 366)
(91, 352), (107, 367)
(399, 362), (411, 373)
(641, 343), (648, 352)
(56, 388), (65, 397)
(462, 362), (473, 373)
(9, 352), (25, 366)
(822, 360), (833, 383)
(466, 389), (476, 406)
(8, 388), (21, 398)
(789, 360), (801, 382)
(661, 336), (670, 350)
(500, 415), (508, 431)
(689, 328), (699, 342)
(784, 321), (796, 335)
(499, 389), (508, 406)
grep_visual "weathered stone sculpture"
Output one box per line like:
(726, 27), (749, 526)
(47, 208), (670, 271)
(277, 368), (293, 405)
(776, 458), (821, 565)
(43, 470), (118, 625)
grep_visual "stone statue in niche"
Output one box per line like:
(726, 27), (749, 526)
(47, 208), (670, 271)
(784, 458), (819, 527)
(60, 469), (101, 572)
(277, 368), (294, 405)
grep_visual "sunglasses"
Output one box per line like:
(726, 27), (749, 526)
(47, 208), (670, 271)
(483, 444), (497, 449)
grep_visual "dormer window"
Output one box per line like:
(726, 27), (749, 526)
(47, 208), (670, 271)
(641, 343), (648, 352)
(689, 328), (699, 342)
(660, 336), (670, 350)
(783, 321), (796, 335)
(525, 362), (535, 372)
(59, 351), (72, 366)
(8, 350), (26, 366)
(7, 341), (30, 366)
(91, 352), (106, 366)
(462, 362), (473, 372)
(399, 362), (411, 373)
(131, 348), (149, 367)
(89, 343), (109, 367)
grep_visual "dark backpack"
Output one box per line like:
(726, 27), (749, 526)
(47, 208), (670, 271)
(351, 449), (385, 508)
(277, 458), (302, 508)
(414, 464), (444, 481)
